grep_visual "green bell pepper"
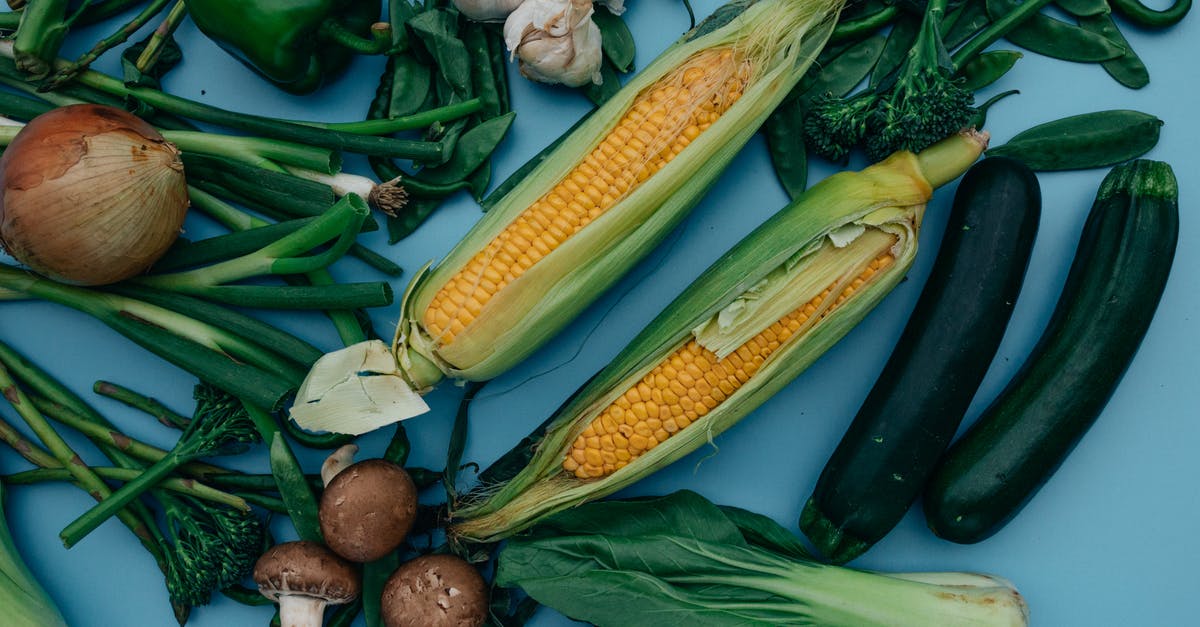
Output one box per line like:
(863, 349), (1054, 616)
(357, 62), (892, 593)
(185, 0), (392, 94)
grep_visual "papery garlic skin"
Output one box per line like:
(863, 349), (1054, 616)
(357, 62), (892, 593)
(454, 0), (526, 21)
(505, 0), (604, 87)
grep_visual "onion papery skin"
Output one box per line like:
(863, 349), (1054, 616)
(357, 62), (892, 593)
(0, 104), (189, 286)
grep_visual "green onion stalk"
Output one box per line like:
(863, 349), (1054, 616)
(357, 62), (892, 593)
(0, 39), (475, 161)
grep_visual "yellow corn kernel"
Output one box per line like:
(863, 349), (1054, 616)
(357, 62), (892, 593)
(564, 253), (896, 479)
(423, 47), (750, 345)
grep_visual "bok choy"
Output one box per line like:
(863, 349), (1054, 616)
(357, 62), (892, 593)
(496, 490), (1029, 627)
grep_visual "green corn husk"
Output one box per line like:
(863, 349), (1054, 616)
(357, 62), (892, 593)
(291, 0), (848, 435)
(449, 131), (989, 544)
(1, 481), (68, 627)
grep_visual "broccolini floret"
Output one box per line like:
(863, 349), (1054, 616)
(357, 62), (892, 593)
(805, 0), (975, 162)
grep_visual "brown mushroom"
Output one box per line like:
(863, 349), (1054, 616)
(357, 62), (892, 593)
(318, 447), (418, 563)
(252, 541), (361, 627)
(381, 554), (489, 627)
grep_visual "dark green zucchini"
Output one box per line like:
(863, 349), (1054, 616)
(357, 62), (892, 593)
(799, 157), (1041, 563)
(923, 159), (1179, 544)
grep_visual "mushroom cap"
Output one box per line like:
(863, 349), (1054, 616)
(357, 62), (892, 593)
(252, 540), (361, 604)
(381, 554), (488, 627)
(319, 458), (418, 563)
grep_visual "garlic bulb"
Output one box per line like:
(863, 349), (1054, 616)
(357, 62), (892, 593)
(504, 0), (604, 87)
(0, 105), (188, 285)
(453, 0), (526, 21)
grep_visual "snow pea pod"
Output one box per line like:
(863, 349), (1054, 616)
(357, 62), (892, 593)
(797, 36), (886, 105)
(464, 21), (502, 119)
(267, 430), (323, 542)
(957, 49), (1021, 91)
(390, 54), (433, 118)
(419, 111), (515, 184)
(987, 109), (1162, 171)
(764, 99), (808, 199)
(829, 4), (899, 43)
(986, 0), (1126, 62)
(1079, 13), (1150, 88)
(485, 25), (511, 114)
(1109, 0), (1191, 27)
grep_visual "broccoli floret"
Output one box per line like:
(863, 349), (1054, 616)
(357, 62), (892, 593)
(804, 91), (877, 162)
(804, 0), (975, 162)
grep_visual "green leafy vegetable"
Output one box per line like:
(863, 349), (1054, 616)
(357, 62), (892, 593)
(497, 491), (1030, 627)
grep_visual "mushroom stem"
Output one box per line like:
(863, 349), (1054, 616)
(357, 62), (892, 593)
(279, 595), (328, 627)
(321, 444), (359, 486)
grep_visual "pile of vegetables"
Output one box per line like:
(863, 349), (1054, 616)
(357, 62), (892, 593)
(0, 0), (1192, 625)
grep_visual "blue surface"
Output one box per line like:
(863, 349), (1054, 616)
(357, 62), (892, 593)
(1, 1), (1197, 625)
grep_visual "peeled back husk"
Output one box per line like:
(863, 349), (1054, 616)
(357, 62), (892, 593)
(292, 0), (847, 435)
(448, 131), (989, 543)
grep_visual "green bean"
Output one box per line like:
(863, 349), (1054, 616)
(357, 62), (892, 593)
(1055, 0), (1111, 17)
(944, 0), (992, 50)
(267, 430), (324, 542)
(987, 109), (1163, 170)
(957, 50), (1022, 91)
(1078, 13), (1150, 89)
(763, 99), (808, 199)
(870, 14), (919, 89)
(584, 60), (623, 106)
(985, 0), (1126, 63)
(968, 89), (1019, 129)
(1109, 0), (1191, 27)
(419, 111), (516, 184)
(594, 6), (636, 72)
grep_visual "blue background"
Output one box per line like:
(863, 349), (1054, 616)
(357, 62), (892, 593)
(1, 1), (1197, 625)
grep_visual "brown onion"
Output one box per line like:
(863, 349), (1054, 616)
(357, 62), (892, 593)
(0, 104), (189, 285)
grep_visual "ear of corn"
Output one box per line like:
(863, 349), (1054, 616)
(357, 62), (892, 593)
(292, 0), (847, 434)
(449, 131), (989, 543)
(400, 0), (845, 385)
